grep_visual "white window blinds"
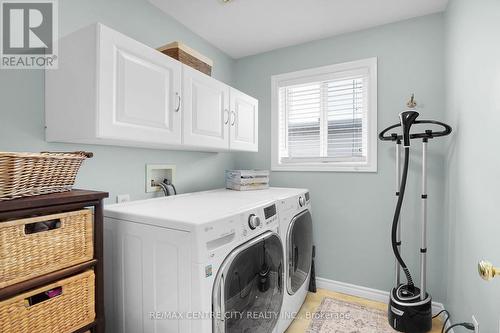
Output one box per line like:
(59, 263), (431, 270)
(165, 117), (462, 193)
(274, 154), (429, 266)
(272, 58), (377, 172)
(279, 74), (367, 162)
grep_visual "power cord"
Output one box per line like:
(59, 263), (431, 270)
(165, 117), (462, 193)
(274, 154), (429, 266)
(444, 322), (475, 332)
(434, 310), (474, 333)
(433, 309), (450, 333)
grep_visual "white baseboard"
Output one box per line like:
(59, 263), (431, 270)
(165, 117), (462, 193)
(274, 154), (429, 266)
(316, 276), (453, 332)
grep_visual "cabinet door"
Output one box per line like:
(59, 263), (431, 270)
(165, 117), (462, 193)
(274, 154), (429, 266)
(98, 24), (182, 145)
(182, 65), (230, 149)
(229, 88), (258, 152)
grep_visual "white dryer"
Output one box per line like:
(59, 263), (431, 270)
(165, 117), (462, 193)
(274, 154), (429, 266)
(274, 189), (313, 333)
(103, 189), (285, 333)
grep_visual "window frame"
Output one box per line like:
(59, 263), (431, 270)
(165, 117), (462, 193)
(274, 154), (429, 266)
(271, 57), (378, 172)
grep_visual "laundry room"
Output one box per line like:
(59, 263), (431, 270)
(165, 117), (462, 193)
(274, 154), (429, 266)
(0, 0), (499, 332)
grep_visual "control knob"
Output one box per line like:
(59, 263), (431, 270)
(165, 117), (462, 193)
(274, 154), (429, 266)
(298, 196), (305, 207)
(248, 214), (261, 230)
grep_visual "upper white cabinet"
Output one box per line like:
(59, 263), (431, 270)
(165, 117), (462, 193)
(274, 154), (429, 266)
(45, 23), (258, 152)
(182, 65), (230, 150)
(46, 24), (182, 148)
(229, 88), (259, 152)
(98, 25), (182, 145)
(181, 65), (259, 152)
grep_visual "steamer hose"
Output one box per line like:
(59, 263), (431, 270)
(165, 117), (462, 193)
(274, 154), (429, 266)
(392, 147), (415, 288)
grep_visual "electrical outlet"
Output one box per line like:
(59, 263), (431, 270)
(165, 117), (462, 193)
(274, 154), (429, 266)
(472, 315), (479, 332)
(116, 194), (130, 203)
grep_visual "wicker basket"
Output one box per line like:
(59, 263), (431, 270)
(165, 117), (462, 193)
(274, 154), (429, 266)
(0, 151), (93, 201)
(0, 209), (94, 289)
(0, 270), (95, 333)
(158, 42), (213, 76)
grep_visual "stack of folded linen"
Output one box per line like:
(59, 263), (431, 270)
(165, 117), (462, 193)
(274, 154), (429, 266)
(225, 170), (270, 191)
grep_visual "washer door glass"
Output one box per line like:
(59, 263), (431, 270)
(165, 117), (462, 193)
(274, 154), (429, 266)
(213, 232), (284, 333)
(287, 210), (313, 295)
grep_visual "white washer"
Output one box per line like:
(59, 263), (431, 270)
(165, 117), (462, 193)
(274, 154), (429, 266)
(103, 189), (285, 333)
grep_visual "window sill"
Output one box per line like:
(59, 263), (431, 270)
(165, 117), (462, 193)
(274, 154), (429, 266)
(271, 164), (377, 173)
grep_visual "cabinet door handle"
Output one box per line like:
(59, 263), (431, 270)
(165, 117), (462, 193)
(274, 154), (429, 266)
(231, 111), (236, 126)
(175, 93), (181, 112)
(224, 109), (229, 125)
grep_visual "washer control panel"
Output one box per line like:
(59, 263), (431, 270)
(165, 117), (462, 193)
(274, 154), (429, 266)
(263, 203), (278, 225)
(298, 192), (311, 208)
(242, 203), (278, 236)
(248, 214), (261, 229)
(264, 204), (277, 220)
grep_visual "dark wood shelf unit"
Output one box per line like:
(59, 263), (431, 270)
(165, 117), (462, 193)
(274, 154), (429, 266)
(0, 189), (109, 333)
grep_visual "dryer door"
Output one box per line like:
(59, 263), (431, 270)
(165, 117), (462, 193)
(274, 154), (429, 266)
(287, 210), (313, 295)
(213, 231), (284, 333)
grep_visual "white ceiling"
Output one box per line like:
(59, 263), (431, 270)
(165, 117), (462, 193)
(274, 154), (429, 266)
(149, 0), (448, 59)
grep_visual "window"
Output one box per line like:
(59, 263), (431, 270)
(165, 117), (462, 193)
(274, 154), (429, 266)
(271, 58), (377, 172)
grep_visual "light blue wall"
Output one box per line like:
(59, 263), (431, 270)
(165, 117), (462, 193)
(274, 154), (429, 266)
(0, 0), (236, 203)
(7, 1), (497, 324)
(233, 14), (448, 301)
(444, 0), (500, 330)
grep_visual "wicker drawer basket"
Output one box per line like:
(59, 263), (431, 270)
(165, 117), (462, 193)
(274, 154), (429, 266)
(0, 209), (93, 288)
(0, 270), (95, 333)
(0, 151), (92, 201)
